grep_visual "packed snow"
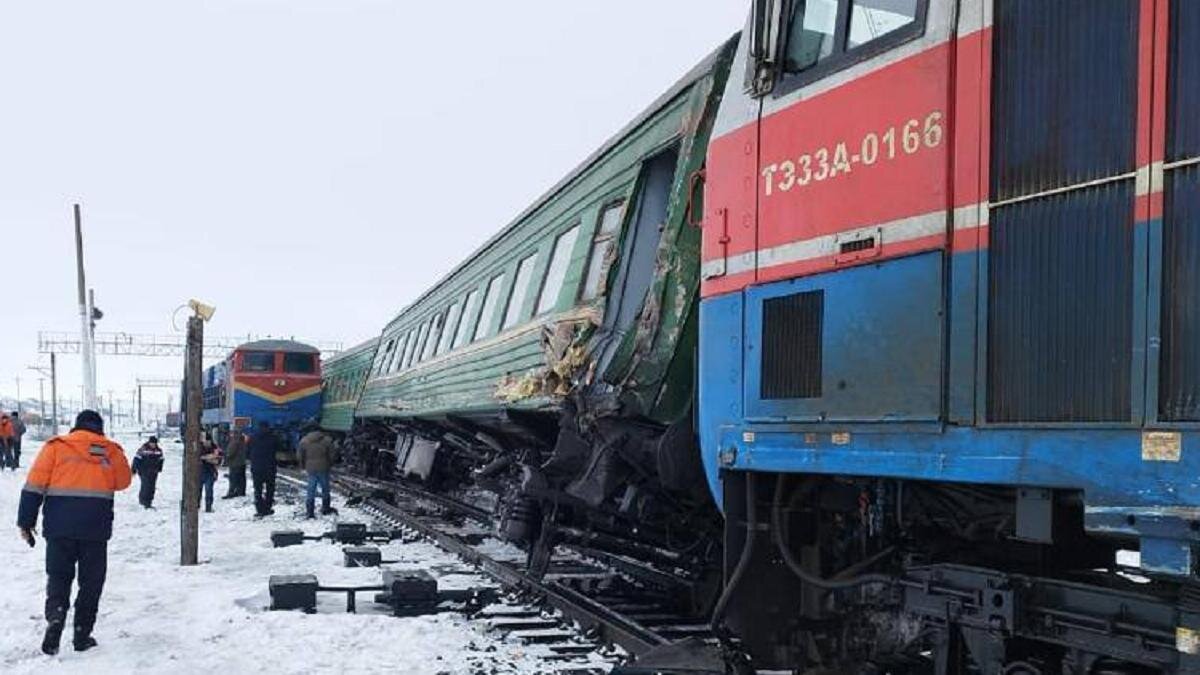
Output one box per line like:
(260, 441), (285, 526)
(0, 433), (600, 674)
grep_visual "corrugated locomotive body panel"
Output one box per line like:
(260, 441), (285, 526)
(1162, 165), (1200, 422)
(319, 338), (378, 432)
(1160, 1), (1200, 423)
(356, 42), (736, 430)
(987, 182), (1135, 423)
(989, 0), (1139, 201)
(1168, 0), (1199, 163)
(698, 0), (1200, 596)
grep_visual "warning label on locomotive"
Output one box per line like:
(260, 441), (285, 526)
(1142, 432), (1182, 462)
(1177, 626), (1200, 654)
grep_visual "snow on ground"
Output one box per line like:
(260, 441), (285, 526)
(0, 433), (591, 674)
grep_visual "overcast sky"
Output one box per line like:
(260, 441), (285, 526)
(0, 1), (746, 413)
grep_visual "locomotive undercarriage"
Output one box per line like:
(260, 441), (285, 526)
(718, 472), (1200, 674)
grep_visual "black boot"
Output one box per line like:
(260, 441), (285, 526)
(305, 504), (315, 519)
(41, 619), (64, 655)
(73, 626), (98, 652)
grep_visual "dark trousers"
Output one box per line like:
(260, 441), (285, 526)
(253, 472), (276, 515)
(138, 473), (159, 507)
(11, 438), (20, 469)
(45, 538), (107, 635)
(199, 472), (215, 510)
(0, 439), (12, 470)
(225, 465), (247, 497)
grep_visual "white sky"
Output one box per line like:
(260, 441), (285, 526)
(0, 1), (746, 412)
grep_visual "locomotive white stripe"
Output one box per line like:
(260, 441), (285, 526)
(702, 206), (985, 280)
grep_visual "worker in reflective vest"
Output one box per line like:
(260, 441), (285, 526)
(16, 410), (132, 655)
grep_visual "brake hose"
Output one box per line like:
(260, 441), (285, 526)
(771, 474), (892, 590)
(710, 473), (758, 632)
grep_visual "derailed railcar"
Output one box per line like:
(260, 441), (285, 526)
(319, 333), (379, 466)
(349, 41), (737, 585)
(700, 0), (1200, 671)
(318, 336), (377, 436)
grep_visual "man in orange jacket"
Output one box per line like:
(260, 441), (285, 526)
(17, 410), (132, 655)
(0, 412), (14, 470)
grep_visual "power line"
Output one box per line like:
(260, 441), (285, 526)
(37, 331), (343, 359)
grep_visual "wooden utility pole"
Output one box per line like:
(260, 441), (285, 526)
(181, 315), (203, 566)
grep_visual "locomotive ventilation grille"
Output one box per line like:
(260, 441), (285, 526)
(761, 290), (824, 400)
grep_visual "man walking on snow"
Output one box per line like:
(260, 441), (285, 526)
(131, 436), (165, 508)
(17, 410), (132, 655)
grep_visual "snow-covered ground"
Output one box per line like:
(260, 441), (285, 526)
(0, 433), (583, 674)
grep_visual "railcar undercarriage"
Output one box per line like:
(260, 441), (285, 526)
(341, 398), (726, 620)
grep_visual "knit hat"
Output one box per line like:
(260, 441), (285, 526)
(72, 410), (105, 434)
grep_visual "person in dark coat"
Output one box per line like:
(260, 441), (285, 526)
(248, 423), (281, 517)
(18, 410), (132, 655)
(222, 428), (248, 499)
(297, 427), (339, 519)
(198, 436), (222, 513)
(11, 411), (27, 469)
(130, 436), (165, 508)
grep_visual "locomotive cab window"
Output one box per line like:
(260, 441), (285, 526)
(781, 0), (925, 84)
(242, 352), (275, 373)
(283, 353), (316, 374)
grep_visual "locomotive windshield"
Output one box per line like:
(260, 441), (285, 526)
(283, 352), (316, 374)
(241, 352), (275, 372)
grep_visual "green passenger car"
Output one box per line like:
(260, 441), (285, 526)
(318, 337), (378, 433)
(333, 40), (736, 583)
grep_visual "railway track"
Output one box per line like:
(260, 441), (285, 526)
(278, 470), (717, 673)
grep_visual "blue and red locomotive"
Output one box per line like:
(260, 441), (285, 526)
(200, 339), (323, 450)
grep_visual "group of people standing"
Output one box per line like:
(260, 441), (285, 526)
(127, 422), (339, 519)
(0, 410), (27, 470)
(16, 411), (344, 656)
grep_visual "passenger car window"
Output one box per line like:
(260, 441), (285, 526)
(503, 254), (539, 329)
(386, 334), (406, 373)
(423, 312), (444, 360)
(473, 274), (506, 341)
(453, 290), (481, 349)
(784, 0), (839, 72)
(438, 302), (461, 355)
(401, 329), (419, 369)
(536, 225), (581, 315)
(580, 202), (625, 301)
(242, 352), (275, 373)
(847, 0), (918, 48)
(413, 319), (432, 363)
(373, 340), (393, 375)
(283, 352), (315, 374)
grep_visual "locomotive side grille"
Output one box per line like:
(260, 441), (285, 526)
(1167, 0), (1199, 163)
(990, 0), (1138, 201)
(1161, 3), (1200, 422)
(987, 0), (1137, 423)
(1162, 166), (1200, 421)
(761, 290), (823, 400)
(988, 184), (1134, 423)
